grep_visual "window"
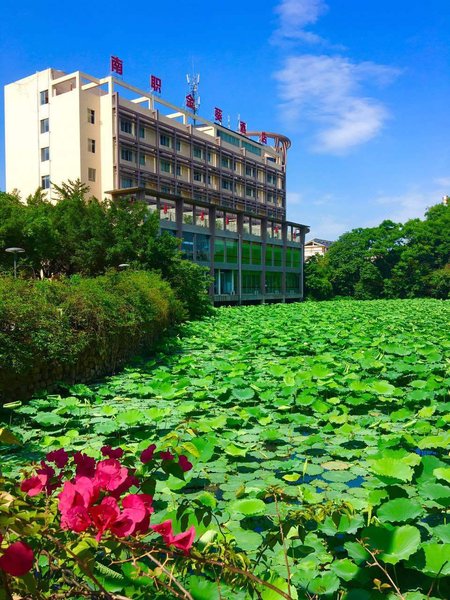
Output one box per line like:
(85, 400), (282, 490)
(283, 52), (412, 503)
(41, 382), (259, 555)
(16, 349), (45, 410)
(176, 165), (182, 176)
(120, 119), (132, 134)
(87, 109), (95, 124)
(193, 145), (203, 159)
(193, 170), (204, 183)
(160, 159), (172, 173)
(267, 172), (276, 185)
(160, 134), (172, 147)
(176, 140), (181, 152)
(221, 156), (231, 169)
(88, 168), (96, 182)
(245, 166), (256, 177)
(221, 178), (232, 191)
(139, 126), (145, 138)
(41, 175), (50, 189)
(40, 118), (49, 134)
(41, 147), (49, 161)
(139, 153), (146, 166)
(245, 186), (256, 198)
(88, 139), (95, 153)
(121, 147), (134, 162)
(121, 177), (133, 188)
(40, 90), (49, 105)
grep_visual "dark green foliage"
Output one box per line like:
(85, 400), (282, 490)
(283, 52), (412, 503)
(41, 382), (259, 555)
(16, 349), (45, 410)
(0, 271), (184, 400)
(0, 181), (212, 319)
(306, 204), (450, 300)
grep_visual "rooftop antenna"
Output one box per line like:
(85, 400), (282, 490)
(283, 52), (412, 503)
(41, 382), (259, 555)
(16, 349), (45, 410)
(186, 71), (200, 126)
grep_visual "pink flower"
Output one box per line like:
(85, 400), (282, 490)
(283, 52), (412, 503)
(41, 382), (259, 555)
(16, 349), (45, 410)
(109, 474), (138, 499)
(20, 475), (47, 497)
(160, 451), (174, 461)
(73, 452), (96, 478)
(95, 459), (129, 492)
(46, 448), (69, 469)
(58, 477), (97, 521)
(150, 520), (195, 554)
(101, 446), (124, 460)
(140, 444), (156, 464)
(61, 506), (91, 533)
(151, 519), (174, 543)
(178, 455), (193, 472)
(89, 497), (120, 541)
(170, 527), (196, 554)
(0, 541), (34, 577)
(111, 494), (153, 537)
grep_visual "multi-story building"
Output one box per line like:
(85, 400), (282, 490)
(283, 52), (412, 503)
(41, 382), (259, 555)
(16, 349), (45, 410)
(304, 238), (334, 260)
(5, 68), (309, 303)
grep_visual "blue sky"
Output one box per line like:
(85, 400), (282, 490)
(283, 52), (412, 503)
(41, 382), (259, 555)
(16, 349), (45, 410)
(1, 0), (449, 239)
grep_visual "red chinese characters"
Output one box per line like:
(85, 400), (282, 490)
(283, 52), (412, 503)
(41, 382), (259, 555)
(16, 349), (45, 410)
(186, 94), (195, 110)
(239, 121), (247, 135)
(260, 132), (267, 144)
(151, 75), (162, 93)
(214, 107), (223, 123)
(110, 56), (123, 75)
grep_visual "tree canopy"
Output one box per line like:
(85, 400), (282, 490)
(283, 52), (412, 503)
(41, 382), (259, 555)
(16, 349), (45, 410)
(305, 203), (450, 300)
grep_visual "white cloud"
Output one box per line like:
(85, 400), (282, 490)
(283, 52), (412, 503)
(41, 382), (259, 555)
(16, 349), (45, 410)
(274, 0), (328, 44)
(433, 176), (450, 189)
(373, 191), (438, 224)
(274, 55), (399, 153)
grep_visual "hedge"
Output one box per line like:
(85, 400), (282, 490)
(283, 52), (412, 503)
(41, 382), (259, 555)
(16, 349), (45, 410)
(0, 271), (185, 401)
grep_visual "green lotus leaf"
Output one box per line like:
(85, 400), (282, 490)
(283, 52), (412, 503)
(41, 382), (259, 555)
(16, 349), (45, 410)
(433, 467), (450, 483)
(232, 387), (255, 401)
(330, 558), (360, 581)
(116, 409), (144, 425)
(377, 498), (423, 523)
(308, 572), (340, 595)
(188, 575), (220, 600)
(362, 525), (421, 564)
(367, 458), (413, 482)
(224, 443), (247, 457)
(229, 498), (266, 516)
(371, 380), (396, 395)
(421, 542), (450, 577)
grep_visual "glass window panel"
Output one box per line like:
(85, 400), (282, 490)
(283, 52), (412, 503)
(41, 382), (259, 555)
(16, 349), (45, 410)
(265, 245), (273, 266)
(183, 203), (194, 224)
(182, 232), (194, 260)
(196, 234), (210, 261)
(273, 245), (282, 266)
(251, 243), (261, 265)
(226, 239), (238, 264)
(242, 241), (251, 264)
(214, 239), (225, 263)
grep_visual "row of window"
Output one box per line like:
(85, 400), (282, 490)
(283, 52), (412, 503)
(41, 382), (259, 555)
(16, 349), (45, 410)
(119, 118), (281, 181)
(214, 270), (300, 295)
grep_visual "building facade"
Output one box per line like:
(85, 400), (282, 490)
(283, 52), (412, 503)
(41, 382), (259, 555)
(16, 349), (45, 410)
(5, 68), (309, 304)
(304, 238), (333, 260)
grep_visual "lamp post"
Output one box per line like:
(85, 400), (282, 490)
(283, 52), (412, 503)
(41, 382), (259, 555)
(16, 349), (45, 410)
(5, 247), (25, 279)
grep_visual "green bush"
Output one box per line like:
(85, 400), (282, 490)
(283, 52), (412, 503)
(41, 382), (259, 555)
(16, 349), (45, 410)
(0, 271), (184, 401)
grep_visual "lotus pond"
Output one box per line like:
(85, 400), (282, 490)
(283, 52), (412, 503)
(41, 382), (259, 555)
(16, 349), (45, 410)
(1, 299), (449, 599)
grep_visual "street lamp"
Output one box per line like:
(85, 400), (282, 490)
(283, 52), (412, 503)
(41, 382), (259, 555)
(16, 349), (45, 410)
(5, 247), (25, 279)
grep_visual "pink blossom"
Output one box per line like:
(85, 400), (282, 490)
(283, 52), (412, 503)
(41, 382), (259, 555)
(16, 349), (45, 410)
(178, 455), (193, 472)
(46, 448), (69, 469)
(89, 497), (120, 541)
(151, 519), (174, 543)
(73, 452), (96, 478)
(109, 474), (138, 499)
(0, 541), (34, 577)
(20, 474), (47, 497)
(160, 451), (174, 461)
(140, 444), (156, 464)
(170, 527), (196, 554)
(95, 459), (129, 492)
(101, 446), (124, 460)
(61, 506), (91, 533)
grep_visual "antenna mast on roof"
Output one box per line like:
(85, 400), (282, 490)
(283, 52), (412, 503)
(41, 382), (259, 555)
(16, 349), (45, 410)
(186, 72), (200, 125)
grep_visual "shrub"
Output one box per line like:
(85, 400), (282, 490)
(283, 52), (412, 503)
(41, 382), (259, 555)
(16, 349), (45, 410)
(0, 271), (183, 401)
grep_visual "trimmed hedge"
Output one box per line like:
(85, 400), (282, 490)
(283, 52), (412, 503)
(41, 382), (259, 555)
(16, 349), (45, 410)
(0, 271), (184, 401)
